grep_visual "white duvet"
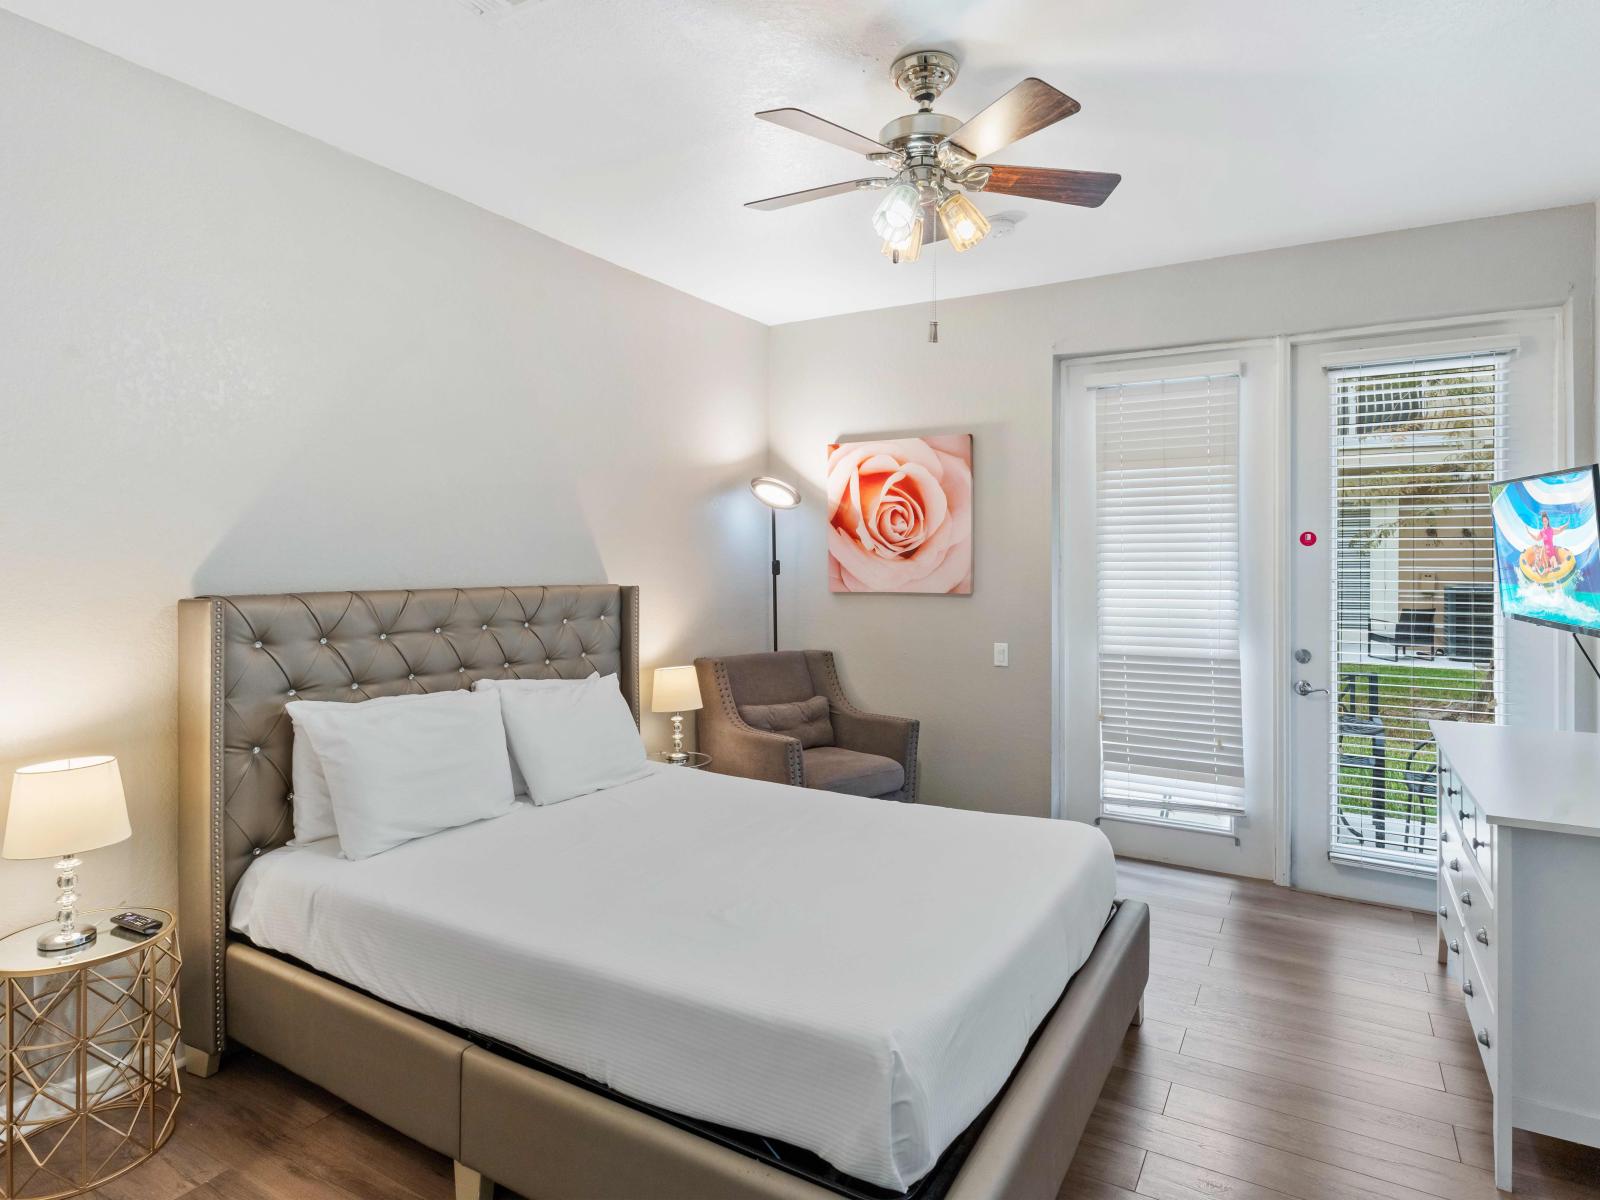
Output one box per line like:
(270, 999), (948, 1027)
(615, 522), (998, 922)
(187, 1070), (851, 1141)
(231, 764), (1116, 1190)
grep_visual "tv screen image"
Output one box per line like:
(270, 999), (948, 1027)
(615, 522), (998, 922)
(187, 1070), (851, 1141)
(1490, 465), (1600, 634)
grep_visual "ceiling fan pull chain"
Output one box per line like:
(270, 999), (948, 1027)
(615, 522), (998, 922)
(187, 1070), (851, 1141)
(928, 242), (939, 344)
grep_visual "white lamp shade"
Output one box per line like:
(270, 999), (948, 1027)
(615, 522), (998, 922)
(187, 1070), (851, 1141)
(4, 756), (132, 860)
(749, 476), (801, 510)
(651, 666), (703, 714)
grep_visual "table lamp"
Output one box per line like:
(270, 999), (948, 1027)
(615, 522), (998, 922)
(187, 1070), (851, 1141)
(651, 667), (703, 765)
(4, 756), (132, 952)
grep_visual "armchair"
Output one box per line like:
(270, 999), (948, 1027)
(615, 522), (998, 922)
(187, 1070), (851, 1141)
(693, 651), (919, 802)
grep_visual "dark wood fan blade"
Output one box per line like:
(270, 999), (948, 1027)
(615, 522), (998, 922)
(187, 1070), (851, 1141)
(744, 180), (884, 211)
(756, 108), (891, 157)
(946, 79), (1080, 160)
(980, 166), (1121, 207)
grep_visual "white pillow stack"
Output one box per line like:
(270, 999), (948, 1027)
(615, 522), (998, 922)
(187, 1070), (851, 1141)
(286, 690), (515, 860)
(283, 672), (649, 860)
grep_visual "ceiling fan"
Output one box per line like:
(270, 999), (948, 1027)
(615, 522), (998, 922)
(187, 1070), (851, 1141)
(746, 50), (1121, 264)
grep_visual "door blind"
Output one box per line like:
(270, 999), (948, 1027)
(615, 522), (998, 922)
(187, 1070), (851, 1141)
(1095, 371), (1245, 819)
(1326, 352), (1506, 871)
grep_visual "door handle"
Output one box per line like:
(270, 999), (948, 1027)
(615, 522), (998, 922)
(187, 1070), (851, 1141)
(1294, 680), (1329, 696)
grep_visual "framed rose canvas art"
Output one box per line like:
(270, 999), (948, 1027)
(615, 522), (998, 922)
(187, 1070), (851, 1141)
(826, 434), (973, 594)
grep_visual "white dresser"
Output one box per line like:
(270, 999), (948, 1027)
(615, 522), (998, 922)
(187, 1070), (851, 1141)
(1431, 720), (1600, 1190)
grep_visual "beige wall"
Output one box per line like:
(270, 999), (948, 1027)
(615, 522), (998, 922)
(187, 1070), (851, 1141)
(767, 205), (1596, 820)
(0, 13), (770, 931)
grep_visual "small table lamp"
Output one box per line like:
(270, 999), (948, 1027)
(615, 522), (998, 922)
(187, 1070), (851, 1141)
(651, 667), (703, 765)
(4, 756), (131, 952)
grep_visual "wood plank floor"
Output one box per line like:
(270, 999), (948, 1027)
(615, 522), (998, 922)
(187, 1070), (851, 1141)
(113, 858), (1600, 1198)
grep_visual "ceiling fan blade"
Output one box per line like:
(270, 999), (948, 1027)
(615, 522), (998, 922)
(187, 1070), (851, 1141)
(946, 79), (1080, 160)
(756, 108), (892, 157)
(979, 166), (1121, 207)
(744, 179), (884, 211)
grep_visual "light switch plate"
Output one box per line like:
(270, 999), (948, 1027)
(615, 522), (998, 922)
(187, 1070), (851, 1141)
(993, 642), (1009, 667)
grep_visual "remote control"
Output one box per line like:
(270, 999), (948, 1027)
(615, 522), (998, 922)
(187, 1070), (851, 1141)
(110, 912), (163, 937)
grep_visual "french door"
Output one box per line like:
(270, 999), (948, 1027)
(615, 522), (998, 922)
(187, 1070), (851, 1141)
(1287, 315), (1568, 906)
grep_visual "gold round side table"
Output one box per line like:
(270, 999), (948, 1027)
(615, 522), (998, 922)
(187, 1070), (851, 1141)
(0, 908), (180, 1199)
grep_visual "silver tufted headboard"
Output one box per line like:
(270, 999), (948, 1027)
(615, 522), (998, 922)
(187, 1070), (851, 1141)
(176, 584), (639, 1060)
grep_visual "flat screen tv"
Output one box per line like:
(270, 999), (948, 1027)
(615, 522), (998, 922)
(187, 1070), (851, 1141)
(1490, 464), (1600, 634)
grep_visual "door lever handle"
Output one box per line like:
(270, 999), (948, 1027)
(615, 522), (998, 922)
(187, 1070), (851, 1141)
(1294, 680), (1330, 697)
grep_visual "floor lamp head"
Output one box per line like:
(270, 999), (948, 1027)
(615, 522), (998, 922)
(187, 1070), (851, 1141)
(750, 477), (801, 652)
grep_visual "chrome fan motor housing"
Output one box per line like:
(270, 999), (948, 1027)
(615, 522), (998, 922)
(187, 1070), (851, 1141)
(878, 110), (962, 152)
(890, 50), (959, 111)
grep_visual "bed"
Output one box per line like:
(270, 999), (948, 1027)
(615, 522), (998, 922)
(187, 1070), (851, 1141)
(177, 584), (1148, 1200)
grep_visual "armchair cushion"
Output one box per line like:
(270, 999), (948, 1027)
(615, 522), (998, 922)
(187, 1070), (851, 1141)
(802, 747), (904, 799)
(737, 695), (834, 749)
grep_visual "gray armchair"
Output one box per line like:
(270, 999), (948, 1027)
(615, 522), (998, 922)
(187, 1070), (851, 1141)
(693, 650), (919, 803)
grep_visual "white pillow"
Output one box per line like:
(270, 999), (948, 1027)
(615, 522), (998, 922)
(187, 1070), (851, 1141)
(494, 673), (648, 805)
(287, 722), (337, 845)
(472, 674), (597, 796)
(286, 690), (475, 845)
(288, 690), (516, 860)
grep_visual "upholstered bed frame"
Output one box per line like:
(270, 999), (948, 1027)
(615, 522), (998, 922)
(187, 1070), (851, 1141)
(177, 584), (1148, 1200)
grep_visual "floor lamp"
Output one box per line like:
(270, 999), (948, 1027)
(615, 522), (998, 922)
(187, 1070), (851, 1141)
(750, 476), (801, 652)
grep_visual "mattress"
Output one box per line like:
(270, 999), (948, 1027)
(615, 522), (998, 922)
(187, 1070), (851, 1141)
(230, 763), (1116, 1191)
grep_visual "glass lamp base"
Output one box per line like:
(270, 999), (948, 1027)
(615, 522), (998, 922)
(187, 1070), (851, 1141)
(38, 924), (96, 953)
(665, 751), (688, 765)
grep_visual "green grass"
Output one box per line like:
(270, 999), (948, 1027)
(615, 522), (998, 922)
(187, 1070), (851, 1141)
(1334, 659), (1494, 852)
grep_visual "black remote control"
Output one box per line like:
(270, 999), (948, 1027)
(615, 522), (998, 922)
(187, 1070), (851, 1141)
(110, 912), (163, 937)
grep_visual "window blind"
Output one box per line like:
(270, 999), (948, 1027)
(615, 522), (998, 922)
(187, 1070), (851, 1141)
(1326, 353), (1506, 871)
(1095, 371), (1245, 818)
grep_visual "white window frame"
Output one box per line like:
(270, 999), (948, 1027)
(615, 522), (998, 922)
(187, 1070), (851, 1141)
(1055, 342), (1283, 880)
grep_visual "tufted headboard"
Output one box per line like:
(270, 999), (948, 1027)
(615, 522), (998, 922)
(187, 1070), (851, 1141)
(176, 584), (639, 1060)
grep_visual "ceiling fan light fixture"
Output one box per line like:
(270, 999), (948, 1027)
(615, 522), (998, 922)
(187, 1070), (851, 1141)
(881, 213), (924, 264)
(871, 182), (922, 241)
(937, 192), (990, 252)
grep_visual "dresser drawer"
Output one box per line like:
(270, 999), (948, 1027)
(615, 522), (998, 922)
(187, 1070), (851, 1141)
(1441, 764), (1495, 895)
(1437, 884), (1465, 973)
(1459, 945), (1497, 1089)
(1446, 868), (1495, 1004)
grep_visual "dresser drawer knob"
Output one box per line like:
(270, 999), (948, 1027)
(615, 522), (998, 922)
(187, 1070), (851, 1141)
(1458, 809), (1470, 821)
(1441, 829), (1450, 844)
(1437, 905), (1448, 919)
(1446, 785), (1461, 798)
(1472, 837), (1488, 850)
(1475, 927), (1490, 946)
(1463, 978), (1474, 997)
(1448, 938), (1460, 954)
(1477, 1028), (1492, 1049)
(1448, 858), (1461, 873)
(1460, 890), (1472, 908)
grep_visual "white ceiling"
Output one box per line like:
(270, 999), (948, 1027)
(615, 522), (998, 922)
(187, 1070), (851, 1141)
(9, 0), (1600, 325)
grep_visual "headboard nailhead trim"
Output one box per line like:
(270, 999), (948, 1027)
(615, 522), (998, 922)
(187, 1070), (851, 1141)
(208, 599), (226, 1048)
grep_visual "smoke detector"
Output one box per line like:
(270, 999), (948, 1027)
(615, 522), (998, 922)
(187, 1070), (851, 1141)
(988, 211), (1026, 238)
